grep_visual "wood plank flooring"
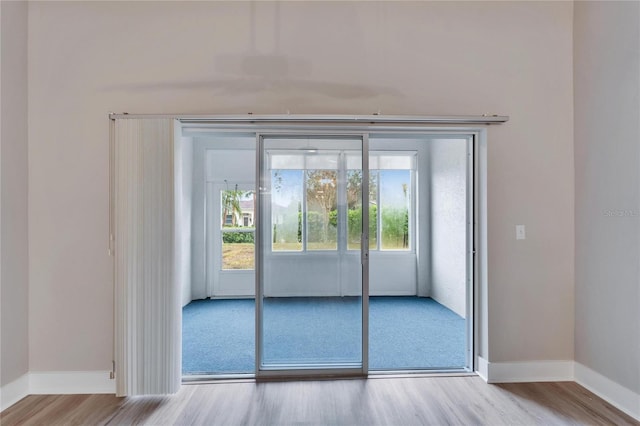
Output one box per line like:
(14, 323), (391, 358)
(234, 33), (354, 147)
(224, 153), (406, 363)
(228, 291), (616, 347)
(2, 376), (638, 425)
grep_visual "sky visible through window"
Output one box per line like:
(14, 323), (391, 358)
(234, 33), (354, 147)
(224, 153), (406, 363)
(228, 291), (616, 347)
(272, 169), (303, 210)
(379, 170), (410, 208)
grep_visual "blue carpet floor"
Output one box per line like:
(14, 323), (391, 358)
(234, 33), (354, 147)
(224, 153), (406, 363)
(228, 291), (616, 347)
(182, 297), (465, 375)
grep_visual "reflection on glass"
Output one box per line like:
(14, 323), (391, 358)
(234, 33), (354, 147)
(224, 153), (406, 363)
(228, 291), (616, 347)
(380, 170), (410, 250)
(271, 170), (303, 251)
(306, 170), (337, 250)
(346, 170), (377, 250)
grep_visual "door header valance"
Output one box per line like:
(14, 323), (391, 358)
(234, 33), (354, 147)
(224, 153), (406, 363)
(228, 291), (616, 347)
(109, 113), (509, 126)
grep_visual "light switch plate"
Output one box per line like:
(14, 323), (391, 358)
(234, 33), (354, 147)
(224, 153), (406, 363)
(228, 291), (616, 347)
(516, 225), (526, 240)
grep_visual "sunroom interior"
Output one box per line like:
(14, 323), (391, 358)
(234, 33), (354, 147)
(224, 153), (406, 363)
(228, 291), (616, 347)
(179, 129), (472, 376)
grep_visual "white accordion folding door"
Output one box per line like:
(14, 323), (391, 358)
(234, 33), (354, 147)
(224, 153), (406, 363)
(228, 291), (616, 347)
(112, 118), (181, 396)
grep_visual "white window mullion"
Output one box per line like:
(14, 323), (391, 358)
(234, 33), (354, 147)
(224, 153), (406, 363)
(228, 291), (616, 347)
(302, 169), (307, 251)
(376, 171), (382, 250)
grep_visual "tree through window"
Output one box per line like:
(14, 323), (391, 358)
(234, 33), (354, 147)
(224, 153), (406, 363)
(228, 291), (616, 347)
(220, 187), (255, 269)
(269, 151), (414, 252)
(306, 170), (337, 250)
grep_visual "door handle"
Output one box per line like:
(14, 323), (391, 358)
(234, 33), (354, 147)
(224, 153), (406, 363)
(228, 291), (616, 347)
(361, 233), (369, 264)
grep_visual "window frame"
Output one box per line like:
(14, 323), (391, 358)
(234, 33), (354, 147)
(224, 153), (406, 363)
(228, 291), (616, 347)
(214, 184), (257, 272)
(267, 150), (417, 255)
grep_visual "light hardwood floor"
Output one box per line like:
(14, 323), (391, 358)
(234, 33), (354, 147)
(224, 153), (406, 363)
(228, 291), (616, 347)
(2, 376), (638, 425)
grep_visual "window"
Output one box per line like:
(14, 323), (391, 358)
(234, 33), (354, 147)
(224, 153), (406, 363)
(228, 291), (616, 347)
(270, 152), (340, 252)
(271, 170), (303, 251)
(379, 169), (411, 250)
(346, 169), (377, 250)
(306, 170), (338, 250)
(348, 153), (414, 251)
(269, 151), (414, 252)
(221, 189), (255, 270)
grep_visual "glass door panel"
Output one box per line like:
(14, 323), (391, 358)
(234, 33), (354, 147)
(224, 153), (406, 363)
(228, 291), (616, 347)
(367, 136), (471, 371)
(257, 136), (367, 374)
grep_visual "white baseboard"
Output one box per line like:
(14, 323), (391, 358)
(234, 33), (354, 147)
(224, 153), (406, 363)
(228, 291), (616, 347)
(29, 371), (115, 395)
(1, 373), (29, 412)
(1, 371), (115, 413)
(476, 356), (489, 381)
(475, 359), (639, 421)
(477, 358), (574, 383)
(575, 362), (640, 421)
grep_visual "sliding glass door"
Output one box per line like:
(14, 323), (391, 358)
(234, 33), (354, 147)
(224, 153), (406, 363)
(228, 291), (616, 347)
(366, 136), (472, 371)
(256, 135), (368, 376)
(180, 128), (474, 379)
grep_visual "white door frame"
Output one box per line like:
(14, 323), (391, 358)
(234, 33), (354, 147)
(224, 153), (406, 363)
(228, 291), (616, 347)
(207, 182), (256, 298)
(176, 122), (487, 379)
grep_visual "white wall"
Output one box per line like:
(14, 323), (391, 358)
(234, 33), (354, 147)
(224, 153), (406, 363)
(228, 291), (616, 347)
(574, 1), (640, 395)
(1, 0), (29, 386)
(429, 139), (468, 318)
(27, 1), (574, 371)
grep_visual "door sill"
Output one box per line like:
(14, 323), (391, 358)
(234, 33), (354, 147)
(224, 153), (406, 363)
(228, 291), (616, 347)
(182, 369), (475, 384)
